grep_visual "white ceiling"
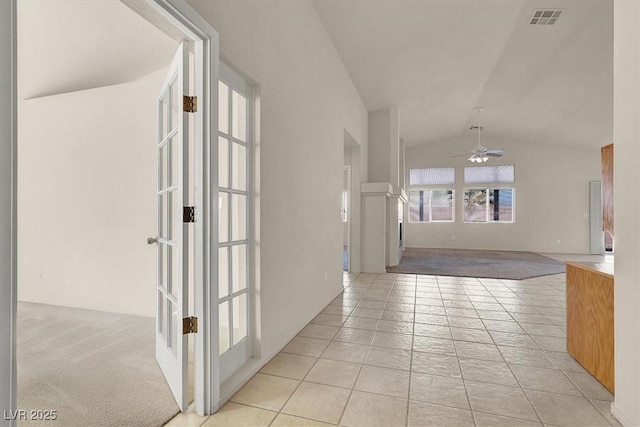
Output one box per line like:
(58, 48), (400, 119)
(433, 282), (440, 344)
(313, 0), (613, 149)
(18, 0), (612, 149)
(18, 0), (177, 100)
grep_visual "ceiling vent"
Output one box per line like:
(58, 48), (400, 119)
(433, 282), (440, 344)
(530, 10), (562, 25)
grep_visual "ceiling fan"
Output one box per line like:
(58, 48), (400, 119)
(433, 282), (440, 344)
(452, 107), (504, 163)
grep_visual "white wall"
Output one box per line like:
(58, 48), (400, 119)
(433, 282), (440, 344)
(612, 1), (640, 425)
(17, 74), (163, 317)
(368, 109), (391, 183)
(185, 0), (369, 366)
(405, 138), (601, 254)
(361, 190), (388, 273)
(0, 0), (17, 422)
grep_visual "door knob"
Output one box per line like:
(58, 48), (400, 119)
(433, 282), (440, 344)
(147, 237), (158, 245)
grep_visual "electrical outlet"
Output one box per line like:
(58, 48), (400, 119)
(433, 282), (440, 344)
(556, 239), (561, 244)
(324, 272), (328, 283)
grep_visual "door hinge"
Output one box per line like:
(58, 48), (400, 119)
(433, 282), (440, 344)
(183, 95), (197, 113)
(183, 206), (195, 223)
(183, 316), (198, 335)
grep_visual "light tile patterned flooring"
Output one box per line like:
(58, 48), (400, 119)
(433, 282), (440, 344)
(168, 254), (620, 427)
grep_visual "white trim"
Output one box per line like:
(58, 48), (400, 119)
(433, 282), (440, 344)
(611, 402), (635, 427)
(220, 61), (252, 96)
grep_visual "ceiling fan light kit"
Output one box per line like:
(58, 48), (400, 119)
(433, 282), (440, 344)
(452, 107), (505, 163)
(468, 154), (489, 163)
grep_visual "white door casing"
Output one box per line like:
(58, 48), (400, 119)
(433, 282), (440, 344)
(156, 41), (189, 411)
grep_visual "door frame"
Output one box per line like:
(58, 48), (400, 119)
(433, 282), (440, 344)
(114, 1), (221, 416)
(1, 0), (222, 421)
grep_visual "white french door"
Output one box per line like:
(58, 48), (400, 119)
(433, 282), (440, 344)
(155, 41), (190, 411)
(217, 62), (253, 383)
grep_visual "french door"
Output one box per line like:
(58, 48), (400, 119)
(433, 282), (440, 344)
(217, 62), (253, 383)
(155, 41), (190, 411)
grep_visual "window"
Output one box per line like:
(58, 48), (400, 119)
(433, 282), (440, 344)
(464, 165), (514, 184)
(409, 189), (455, 223)
(464, 188), (514, 223)
(410, 168), (455, 185)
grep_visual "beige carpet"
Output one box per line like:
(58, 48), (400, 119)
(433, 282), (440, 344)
(387, 248), (566, 279)
(17, 302), (179, 427)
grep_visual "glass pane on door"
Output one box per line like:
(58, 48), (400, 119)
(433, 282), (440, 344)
(161, 244), (169, 289)
(170, 136), (179, 187)
(219, 247), (229, 299)
(218, 137), (229, 188)
(170, 83), (180, 131)
(231, 91), (247, 142)
(231, 194), (247, 241)
(161, 92), (169, 139)
(232, 294), (248, 345)
(218, 192), (229, 243)
(232, 143), (246, 191)
(160, 141), (170, 189)
(232, 244), (247, 293)
(219, 82), (229, 135)
(168, 299), (178, 354)
(160, 194), (169, 238)
(219, 301), (230, 354)
(158, 291), (166, 338)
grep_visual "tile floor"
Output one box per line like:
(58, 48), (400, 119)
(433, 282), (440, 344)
(167, 254), (620, 427)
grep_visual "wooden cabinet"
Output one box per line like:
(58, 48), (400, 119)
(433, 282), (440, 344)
(566, 261), (614, 393)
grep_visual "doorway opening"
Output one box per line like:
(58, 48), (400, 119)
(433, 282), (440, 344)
(12, 0), (220, 423)
(343, 130), (362, 277)
(16, 1), (184, 424)
(342, 166), (351, 271)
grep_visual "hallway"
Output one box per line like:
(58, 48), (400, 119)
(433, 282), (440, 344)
(168, 258), (619, 427)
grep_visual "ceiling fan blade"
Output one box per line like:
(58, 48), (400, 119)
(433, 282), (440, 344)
(451, 153), (472, 158)
(486, 152), (503, 157)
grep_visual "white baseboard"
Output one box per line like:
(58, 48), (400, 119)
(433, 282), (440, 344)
(217, 286), (346, 410)
(611, 402), (636, 427)
(219, 357), (266, 406)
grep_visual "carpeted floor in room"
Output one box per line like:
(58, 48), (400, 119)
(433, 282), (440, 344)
(17, 302), (180, 427)
(387, 248), (566, 280)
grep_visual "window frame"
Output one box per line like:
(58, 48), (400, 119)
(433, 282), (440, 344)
(408, 188), (456, 223)
(464, 165), (515, 184)
(463, 187), (516, 224)
(409, 167), (456, 186)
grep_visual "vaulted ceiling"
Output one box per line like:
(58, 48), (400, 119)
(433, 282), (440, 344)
(18, 0), (612, 150)
(17, 0), (177, 100)
(313, 0), (613, 149)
